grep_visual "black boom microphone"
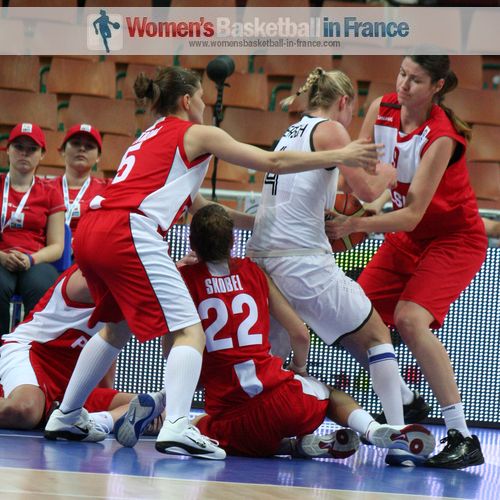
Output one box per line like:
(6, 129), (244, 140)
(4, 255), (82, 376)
(206, 55), (235, 86)
(206, 56), (235, 202)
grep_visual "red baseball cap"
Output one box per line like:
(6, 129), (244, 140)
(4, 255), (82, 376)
(8, 123), (46, 150)
(60, 123), (102, 152)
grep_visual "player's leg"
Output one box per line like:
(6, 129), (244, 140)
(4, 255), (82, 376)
(44, 321), (130, 442)
(394, 232), (486, 469)
(341, 337), (427, 423)
(155, 323), (225, 459)
(0, 385), (45, 429)
(394, 300), (484, 469)
(0, 341), (48, 428)
(340, 307), (406, 426)
(288, 381), (434, 459)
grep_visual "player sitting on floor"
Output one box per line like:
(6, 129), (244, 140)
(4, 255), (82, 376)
(0, 264), (164, 437)
(114, 204), (435, 460)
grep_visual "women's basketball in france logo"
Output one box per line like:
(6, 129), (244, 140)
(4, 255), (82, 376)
(87, 10), (123, 52)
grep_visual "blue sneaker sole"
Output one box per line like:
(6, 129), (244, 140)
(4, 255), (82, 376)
(114, 394), (156, 448)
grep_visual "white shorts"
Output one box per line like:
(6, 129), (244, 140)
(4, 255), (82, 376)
(252, 254), (372, 354)
(0, 342), (37, 397)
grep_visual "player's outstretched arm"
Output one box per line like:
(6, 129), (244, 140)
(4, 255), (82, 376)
(184, 125), (382, 175)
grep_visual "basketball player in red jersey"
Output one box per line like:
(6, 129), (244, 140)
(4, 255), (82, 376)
(0, 265), (165, 436)
(44, 66), (382, 459)
(117, 204), (435, 459)
(328, 56), (487, 469)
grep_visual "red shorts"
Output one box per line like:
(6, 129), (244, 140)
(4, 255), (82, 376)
(358, 230), (487, 328)
(84, 387), (119, 414)
(73, 210), (199, 342)
(197, 378), (329, 457)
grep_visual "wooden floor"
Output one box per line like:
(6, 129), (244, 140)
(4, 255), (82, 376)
(0, 423), (499, 499)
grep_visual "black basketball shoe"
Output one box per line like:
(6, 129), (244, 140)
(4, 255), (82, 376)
(375, 390), (431, 424)
(425, 429), (485, 469)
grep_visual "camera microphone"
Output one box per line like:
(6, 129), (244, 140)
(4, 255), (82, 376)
(206, 56), (235, 86)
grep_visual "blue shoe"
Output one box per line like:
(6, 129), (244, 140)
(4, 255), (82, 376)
(385, 449), (428, 467)
(115, 393), (163, 448)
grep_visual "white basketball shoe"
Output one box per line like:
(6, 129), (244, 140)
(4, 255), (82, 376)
(298, 428), (360, 459)
(44, 407), (108, 442)
(155, 416), (226, 460)
(366, 423), (435, 456)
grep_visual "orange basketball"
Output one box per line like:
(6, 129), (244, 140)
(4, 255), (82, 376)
(327, 193), (369, 252)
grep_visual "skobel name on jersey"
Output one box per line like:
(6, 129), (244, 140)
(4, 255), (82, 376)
(204, 274), (243, 295)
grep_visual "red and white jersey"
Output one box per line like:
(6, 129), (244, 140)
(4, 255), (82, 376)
(0, 175), (65, 254)
(50, 176), (109, 232)
(180, 258), (294, 417)
(374, 92), (483, 241)
(1, 265), (102, 368)
(89, 116), (211, 232)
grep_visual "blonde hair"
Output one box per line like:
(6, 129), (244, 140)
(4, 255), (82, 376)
(281, 67), (355, 111)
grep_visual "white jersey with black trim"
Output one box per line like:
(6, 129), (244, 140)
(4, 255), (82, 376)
(248, 115), (339, 254)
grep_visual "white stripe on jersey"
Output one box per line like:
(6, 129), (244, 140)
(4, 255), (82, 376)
(129, 212), (200, 332)
(374, 124), (429, 184)
(139, 148), (209, 231)
(4, 279), (102, 345)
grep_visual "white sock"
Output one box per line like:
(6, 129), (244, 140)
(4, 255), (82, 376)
(368, 343), (404, 425)
(442, 402), (470, 437)
(89, 411), (113, 433)
(163, 345), (202, 423)
(347, 408), (377, 436)
(399, 375), (415, 405)
(60, 334), (121, 414)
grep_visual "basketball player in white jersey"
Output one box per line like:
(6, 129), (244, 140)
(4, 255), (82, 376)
(247, 68), (429, 466)
(44, 66), (382, 460)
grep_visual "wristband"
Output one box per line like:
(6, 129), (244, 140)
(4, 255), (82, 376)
(26, 254), (34, 266)
(288, 359), (307, 373)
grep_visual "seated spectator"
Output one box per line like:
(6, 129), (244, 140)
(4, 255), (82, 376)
(0, 264), (165, 436)
(51, 124), (108, 235)
(0, 123), (64, 334)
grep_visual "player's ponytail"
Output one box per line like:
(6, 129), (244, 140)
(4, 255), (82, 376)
(134, 66), (201, 117)
(281, 67), (355, 112)
(190, 204), (234, 263)
(409, 56), (472, 141)
(280, 67), (324, 109)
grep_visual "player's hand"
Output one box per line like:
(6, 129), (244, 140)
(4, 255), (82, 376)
(176, 250), (199, 268)
(340, 139), (384, 173)
(287, 358), (309, 377)
(325, 214), (357, 240)
(376, 161), (397, 188)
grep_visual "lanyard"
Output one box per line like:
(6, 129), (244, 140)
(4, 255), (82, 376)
(62, 175), (91, 225)
(1, 173), (35, 233)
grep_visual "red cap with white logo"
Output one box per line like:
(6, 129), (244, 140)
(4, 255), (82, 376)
(8, 123), (46, 150)
(60, 123), (102, 151)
